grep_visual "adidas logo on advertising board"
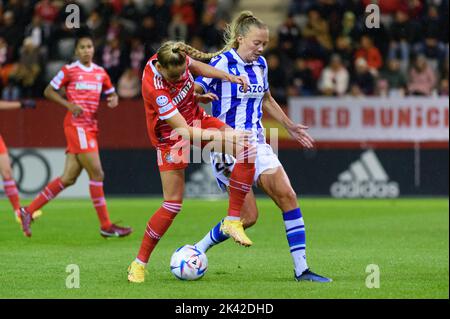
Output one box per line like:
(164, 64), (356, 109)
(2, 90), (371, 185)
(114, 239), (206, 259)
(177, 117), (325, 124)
(330, 150), (400, 198)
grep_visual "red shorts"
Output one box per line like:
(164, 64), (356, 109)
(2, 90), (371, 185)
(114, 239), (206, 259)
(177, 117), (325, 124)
(64, 126), (99, 154)
(156, 115), (226, 171)
(0, 135), (7, 154)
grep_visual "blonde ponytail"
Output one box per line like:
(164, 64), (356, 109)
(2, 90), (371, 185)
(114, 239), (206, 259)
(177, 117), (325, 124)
(223, 11), (267, 50)
(157, 41), (227, 65)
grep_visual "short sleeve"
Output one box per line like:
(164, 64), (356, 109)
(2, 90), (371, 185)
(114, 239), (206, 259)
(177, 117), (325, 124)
(195, 55), (226, 93)
(102, 71), (115, 94)
(153, 91), (179, 120)
(50, 66), (70, 90)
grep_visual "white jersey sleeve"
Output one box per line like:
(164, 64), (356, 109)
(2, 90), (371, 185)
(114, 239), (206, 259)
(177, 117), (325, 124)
(195, 55), (228, 93)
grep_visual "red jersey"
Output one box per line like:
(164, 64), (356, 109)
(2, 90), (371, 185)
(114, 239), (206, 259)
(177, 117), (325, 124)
(50, 61), (115, 131)
(142, 54), (203, 147)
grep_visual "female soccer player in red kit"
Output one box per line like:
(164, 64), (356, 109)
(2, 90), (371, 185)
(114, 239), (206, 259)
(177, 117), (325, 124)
(0, 99), (42, 223)
(17, 34), (132, 238)
(127, 41), (256, 283)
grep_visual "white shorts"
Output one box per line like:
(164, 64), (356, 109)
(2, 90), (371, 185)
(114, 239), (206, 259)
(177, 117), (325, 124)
(210, 143), (282, 192)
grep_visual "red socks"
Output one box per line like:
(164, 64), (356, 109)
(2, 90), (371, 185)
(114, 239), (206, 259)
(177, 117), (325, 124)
(89, 181), (112, 230)
(27, 177), (65, 214)
(227, 145), (256, 217)
(3, 179), (20, 211)
(137, 200), (182, 264)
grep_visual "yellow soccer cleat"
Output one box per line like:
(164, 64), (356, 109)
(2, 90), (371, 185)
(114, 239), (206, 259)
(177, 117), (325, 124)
(15, 209), (43, 224)
(220, 219), (253, 247)
(127, 261), (147, 283)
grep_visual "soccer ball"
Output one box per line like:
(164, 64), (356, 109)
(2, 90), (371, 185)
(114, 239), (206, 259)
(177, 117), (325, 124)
(170, 245), (208, 280)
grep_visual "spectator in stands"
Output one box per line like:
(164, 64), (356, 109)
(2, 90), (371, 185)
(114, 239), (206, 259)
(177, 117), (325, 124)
(421, 5), (443, 42)
(438, 78), (449, 96)
(334, 35), (354, 69)
(267, 53), (288, 105)
(354, 34), (383, 76)
(8, 37), (42, 98)
(168, 13), (189, 42)
(408, 54), (437, 96)
(171, 0), (196, 38)
(277, 14), (301, 60)
(288, 57), (316, 96)
(138, 16), (163, 57)
(34, 0), (59, 25)
(387, 9), (421, 73)
(380, 58), (407, 97)
(339, 11), (360, 47)
(3, 0), (33, 27)
(413, 35), (447, 73)
(95, 0), (115, 24)
(197, 11), (224, 51)
(24, 14), (47, 48)
(0, 11), (24, 60)
(127, 37), (145, 75)
(106, 16), (123, 42)
(117, 68), (140, 99)
(0, 36), (13, 68)
(318, 53), (349, 96)
(86, 10), (108, 49)
(120, 0), (140, 23)
(350, 57), (375, 96)
(301, 7), (333, 60)
(144, 0), (171, 40)
(101, 38), (125, 84)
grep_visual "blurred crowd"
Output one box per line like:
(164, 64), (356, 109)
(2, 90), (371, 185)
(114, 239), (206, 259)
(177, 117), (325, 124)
(0, 0), (448, 103)
(271, 0), (449, 104)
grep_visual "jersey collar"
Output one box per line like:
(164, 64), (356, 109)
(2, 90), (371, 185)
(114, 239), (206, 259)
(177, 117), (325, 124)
(76, 60), (94, 72)
(149, 59), (162, 77)
(231, 48), (256, 66)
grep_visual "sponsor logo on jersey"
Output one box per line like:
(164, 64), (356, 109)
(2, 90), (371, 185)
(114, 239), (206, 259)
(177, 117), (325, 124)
(173, 81), (192, 105)
(75, 82), (101, 91)
(237, 84), (265, 98)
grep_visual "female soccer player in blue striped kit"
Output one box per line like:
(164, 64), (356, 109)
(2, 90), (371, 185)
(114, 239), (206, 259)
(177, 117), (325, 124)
(194, 11), (331, 282)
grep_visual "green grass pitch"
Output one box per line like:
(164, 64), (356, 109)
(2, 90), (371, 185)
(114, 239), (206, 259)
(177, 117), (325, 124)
(0, 198), (448, 298)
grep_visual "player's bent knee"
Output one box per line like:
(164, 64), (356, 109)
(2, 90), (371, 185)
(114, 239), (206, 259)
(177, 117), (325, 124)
(276, 189), (298, 207)
(60, 176), (77, 187)
(90, 170), (104, 181)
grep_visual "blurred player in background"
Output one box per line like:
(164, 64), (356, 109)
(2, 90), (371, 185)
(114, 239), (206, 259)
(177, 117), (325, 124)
(17, 33), (132, 239)
(194, 11), (331, 282)
(0, 99), (42, 223)
(127, 41), (257, 283)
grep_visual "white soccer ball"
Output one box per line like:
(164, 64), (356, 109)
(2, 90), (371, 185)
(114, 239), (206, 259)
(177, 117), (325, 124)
(170, 245), (208, 281)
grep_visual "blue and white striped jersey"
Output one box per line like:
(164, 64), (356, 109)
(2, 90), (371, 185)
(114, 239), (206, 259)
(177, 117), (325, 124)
(195, 49), (269, 143)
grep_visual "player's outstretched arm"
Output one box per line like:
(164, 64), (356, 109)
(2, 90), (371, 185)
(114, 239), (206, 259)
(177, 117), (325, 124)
(0, 100), (21, 110)
(189, 59), (249, 92)
(0, 100), (36, 110)
(44, 84), (83, 117)
(262, 91), (314, 149)
(165, 112), (251, 148)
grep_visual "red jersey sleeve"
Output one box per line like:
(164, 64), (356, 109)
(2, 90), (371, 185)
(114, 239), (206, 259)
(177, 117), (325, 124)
(142, 72), (179, 120)
(102, 70), (115, 95)
(149, 89), (179, 120)
(50, 66), (70, 90)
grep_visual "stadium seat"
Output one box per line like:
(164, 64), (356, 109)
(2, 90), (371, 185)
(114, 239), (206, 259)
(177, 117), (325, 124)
(57, 38), (76, 60)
